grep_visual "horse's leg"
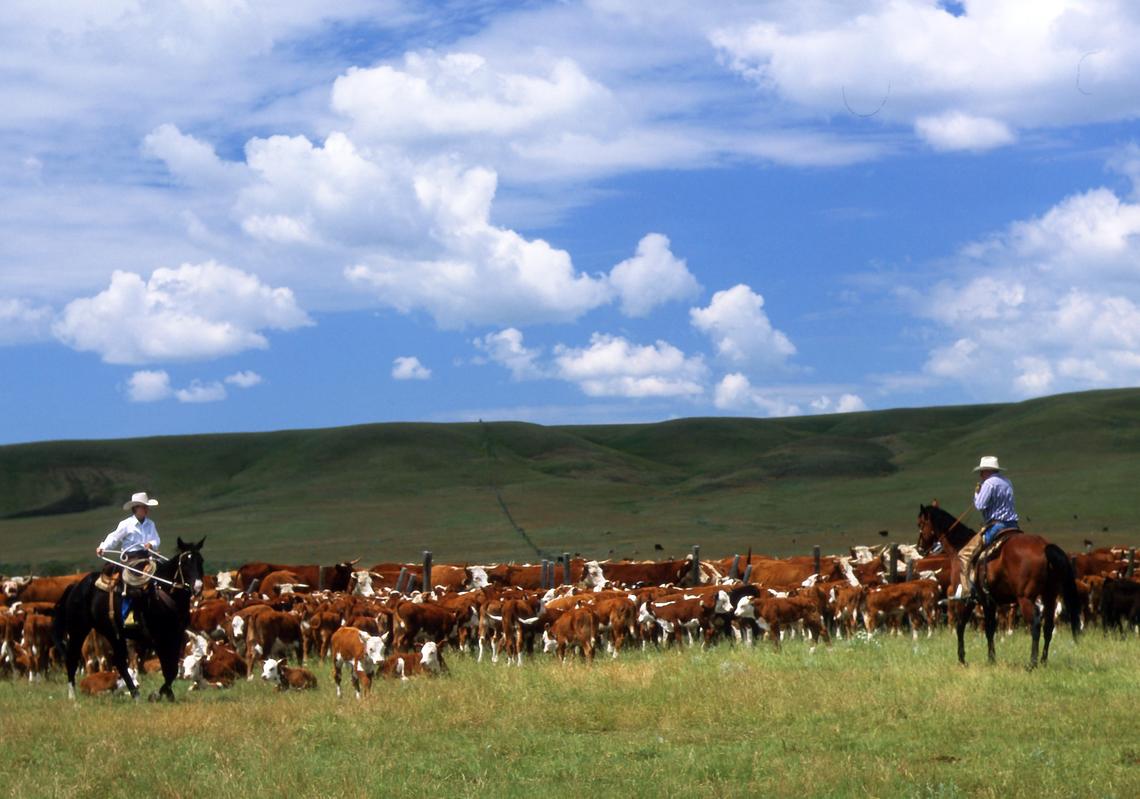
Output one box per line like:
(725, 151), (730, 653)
(1018, 598), (1040, 670)
(150, 638), (178, 702)
(1041, 595), (1057, 665)
(64, 626), (87, 701)
(955, 599), (974, 665)
(108, 635), (139, 699)
(983, 601), (998, 664)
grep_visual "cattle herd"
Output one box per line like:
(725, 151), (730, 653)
(1, 544), (1138, 699)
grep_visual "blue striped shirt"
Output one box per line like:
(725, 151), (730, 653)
(974, 474), (1018, 525)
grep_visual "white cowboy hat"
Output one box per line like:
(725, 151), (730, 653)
(123, 492), (159, 511)
(972, 456), (1003, 473)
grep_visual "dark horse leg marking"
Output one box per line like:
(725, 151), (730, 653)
(956, 599), (974, 665)
(983, 600), (998, 664)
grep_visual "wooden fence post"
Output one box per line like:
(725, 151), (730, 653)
(730, 554), (741, 580)
(812, 545), (821, 577)
(396, 566), (408, 594)
(562, 552), (571, 586)
(889, 544), (899, 583)
(742, 564), (753, 584)
(540, 560), (548, 589)
(422, 551), (433, 593)
(905, 558), (915, 582)
(690, 545), (701, 585)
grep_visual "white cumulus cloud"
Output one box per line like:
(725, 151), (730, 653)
(553, 333), (706, 398)
(392, 356), (431, 380)
(175, 380), (227, 403)
(126, 370), (173, 403)
(690, 284), (795, 369)
(224, 370), (263, 388)
(53, 261), (311, 364)
(608, 233), (700, 317)
(914, 112), (1016, 152)
(473, 328), (544, 380)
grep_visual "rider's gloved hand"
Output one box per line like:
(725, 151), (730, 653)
(96, 547), (104, 557)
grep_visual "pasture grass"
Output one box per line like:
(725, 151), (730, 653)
(2, 630), (1139, 798)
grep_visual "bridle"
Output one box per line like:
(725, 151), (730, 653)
(167, 550), (202, 593)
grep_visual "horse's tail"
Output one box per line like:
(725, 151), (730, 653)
(1045, 543), (1081, 640)
(51, 583), (75, 660)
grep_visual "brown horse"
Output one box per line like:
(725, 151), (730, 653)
(916, 503), (1079, 669)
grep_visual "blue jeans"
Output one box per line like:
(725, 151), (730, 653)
(983, 520), (1016, 545)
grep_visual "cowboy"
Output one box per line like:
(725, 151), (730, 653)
(96, 492), (161, 627)
(955, 456), (1019, 599)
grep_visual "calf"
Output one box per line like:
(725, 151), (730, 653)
(378, 641), (446, 680)
(181, 644), (246, 690)
(22, 613), (55, 682)
(330, 626), (388, 699)
(1101, 578), (1140, 635)
(80, 668), (137, 696)
(261, 658), (318, 691)
(244, 609), (305, 679)
(543, 606), (598, 662)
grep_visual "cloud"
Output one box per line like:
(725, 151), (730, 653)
(608, 233), (700, 317)
(712, 2), (1140, 151)
(224, 370), (263, 388)
(0, 298), (54, 345)
(53, 261), (311, 364)
(713, 373), (868, 417)
(344, 163), (612, 328)
(473, 328), (544, 380)
(392, 356), (431, 380)
(914, 112), (1015, 152)
(174, 380), (227, 403)
(553, 333), (707, 398)
(126, 370), (173, 403)
(913, 161), (1140, 397)
(690, 284), (795, 369)
(142, 124), (243, 188)
(332, 52), (612, 143)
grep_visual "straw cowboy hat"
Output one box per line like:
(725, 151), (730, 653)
(123, 492), (159, 511)
(972, 456), (1003, 473)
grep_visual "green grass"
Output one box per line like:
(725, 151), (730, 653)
(2, 632), (1139, 798)
(2, 388), (1140, 571)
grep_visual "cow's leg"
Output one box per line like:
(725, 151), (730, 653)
(333, 657), (343, 699)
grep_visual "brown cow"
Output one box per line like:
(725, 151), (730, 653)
(22, 613), (55, 682)
(261, 658), (317, 691)
(237, 561), (359, 594)
(330, 626), (388, 699)
(392, 601), (458, 652)
(80, 668), (135, 696)
(244, 609), (304, 679)
(13, 574), (86, 604)
(543, 608), (597, 662)
(377, 641), (446, 679)
(181, 644), (246, 690)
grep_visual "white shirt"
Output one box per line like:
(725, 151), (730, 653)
(99, 515), (160, 554)
(974, 474), (1018, 525)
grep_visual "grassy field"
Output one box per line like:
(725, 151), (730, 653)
(2, 631), (1138, 798)
(2, 387), (1140, 571)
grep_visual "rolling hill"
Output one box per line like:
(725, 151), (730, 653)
(2, 388), (1139, 573)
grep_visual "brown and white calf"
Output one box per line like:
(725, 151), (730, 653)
(542, 607), (598, 662)
(261, 658), (318, 691)
(80, 667), (137, 696)
(329, 626), (389, 699)
(244, 609), (305, 679)
(378, 641), (446, 680)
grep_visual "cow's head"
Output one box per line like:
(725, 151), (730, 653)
(261, 658), (283, 682)
(419, 641), (441, 672)
(180, 653), (203, 681)
(713, 590), (733, 615)
(364, 633), (388, 665)
(466, 566), (489, 590)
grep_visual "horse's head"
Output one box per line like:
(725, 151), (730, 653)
(175, 536), (207, 596)
(916, 501), (974, 554)
(916, 502), (940, 554)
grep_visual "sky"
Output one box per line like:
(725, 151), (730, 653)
(3, 0), (1140, 444)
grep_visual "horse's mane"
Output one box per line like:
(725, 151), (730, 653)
(920, 503), (976, 548)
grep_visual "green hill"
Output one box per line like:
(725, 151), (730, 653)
(2, 388), (1139, 573)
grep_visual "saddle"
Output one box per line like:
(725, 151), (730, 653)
(972, 528), (1022, 597)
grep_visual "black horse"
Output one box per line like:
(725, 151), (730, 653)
(53, 537), (205, 701)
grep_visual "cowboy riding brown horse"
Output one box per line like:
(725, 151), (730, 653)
(917, 502), (1079, 669)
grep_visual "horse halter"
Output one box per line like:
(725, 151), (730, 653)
(169, 550), (201, 592)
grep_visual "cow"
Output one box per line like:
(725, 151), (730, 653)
(392, 601), (459, 652)
(258, 570), (309, 597)
(636, 591), (732, 649)
(330, 626), (388, 699)
(80, 668), (137, 696)
(861, 581), (939, 639)
(542, 607), (598, 662)
(236, 560), (359, 594)
(22, 612), (55, 682)
(378, 641), (446, 680)
(1101, 578), (1140, 636)
(244, 609), (304, 679)
(181, 644), (246, 690)
(735, 595), (829, 650)
(11, 574), (86, 604)
(261, 658), (318, 691)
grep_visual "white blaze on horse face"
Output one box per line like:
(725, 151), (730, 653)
(261, 658), (280, 682)
(193, 579), (203, 595)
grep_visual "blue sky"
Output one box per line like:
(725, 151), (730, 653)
(3, 1), (1140, 444)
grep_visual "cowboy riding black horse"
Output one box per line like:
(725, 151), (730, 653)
(52, 537), (205, 701)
